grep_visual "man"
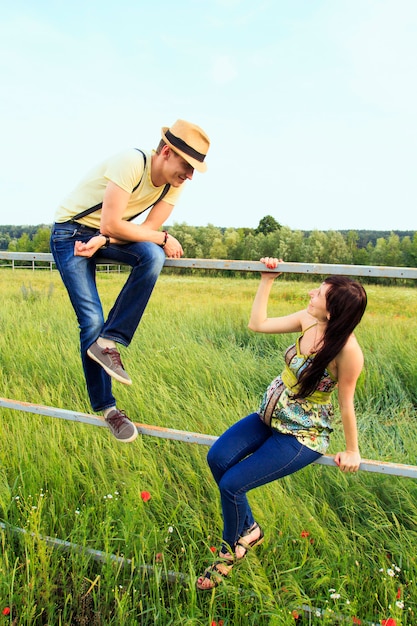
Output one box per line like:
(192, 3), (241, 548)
(50, 119), (210, 443)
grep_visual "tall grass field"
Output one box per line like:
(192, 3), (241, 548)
(0, 269), (416, 625)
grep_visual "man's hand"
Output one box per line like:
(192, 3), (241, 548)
(74, 236), (104, 258)
(163, 234), (184, 259)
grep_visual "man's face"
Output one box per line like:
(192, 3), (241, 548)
(164, 148), (194, 187)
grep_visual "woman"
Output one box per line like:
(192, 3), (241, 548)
(197, 257), (367, 591)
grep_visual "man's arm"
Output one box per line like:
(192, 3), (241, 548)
(100, 182), (176, 246)
(75, 181), (183, 258)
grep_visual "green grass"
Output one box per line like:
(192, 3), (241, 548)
(0, 270), (416, 625)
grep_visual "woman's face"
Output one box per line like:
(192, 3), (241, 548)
(307, 283), (330, 322)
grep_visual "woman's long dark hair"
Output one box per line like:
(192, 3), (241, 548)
(294, 276), (367, 399)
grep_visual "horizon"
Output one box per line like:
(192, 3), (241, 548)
(1, 222), (416, 236)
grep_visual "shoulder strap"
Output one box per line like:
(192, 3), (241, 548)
(126, 181), (171, 221)
(70, 149), (170, 223)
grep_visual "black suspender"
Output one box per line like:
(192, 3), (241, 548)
(70, 149), (171, 223)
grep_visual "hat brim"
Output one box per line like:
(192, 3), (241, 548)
(161, 127), (207, 173)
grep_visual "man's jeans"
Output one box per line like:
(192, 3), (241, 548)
(50, 222), (165, 411)
(207, 413), (322, 549)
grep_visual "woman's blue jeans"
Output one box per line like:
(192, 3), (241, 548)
(50, 222), (165, 412)
(207, 413), (322, 549)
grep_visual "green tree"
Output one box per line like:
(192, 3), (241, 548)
(323, 231), (352, 264)
(223, 228), (243, 259)
(255, 215), (281, 235)
(0, 233), (11, 250)
(370, 237), (388, 266)
(301, 230), (327, 263)
(271, 228), (305, 263)
(33, 227), (51, 252)
(239, 232), (265, 260)
(352, 246), (370, 266)
(401, 233), (417, 267)
(8, 232), (34, 252)
(209, 237), (228, 259)
(371, 233), (403, 267)
(346, 230), (359, 257)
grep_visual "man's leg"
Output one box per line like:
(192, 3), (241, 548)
(86, 241), (165, 380)
(97, 241), (166, 345)
(50, 224), (137, 442)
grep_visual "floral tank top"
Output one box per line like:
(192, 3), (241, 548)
(258, 327), (338, 454)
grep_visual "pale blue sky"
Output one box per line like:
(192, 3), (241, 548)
(1, 0), (416, 230)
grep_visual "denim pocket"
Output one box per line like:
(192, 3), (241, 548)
(51, 224), (78, 241)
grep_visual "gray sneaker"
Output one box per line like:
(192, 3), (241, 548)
(87, 342), (132, 385)
(105, 409), (138, 443)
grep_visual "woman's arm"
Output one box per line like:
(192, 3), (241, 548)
(248, 257), (305, 334)
(333, 338), (364, 473)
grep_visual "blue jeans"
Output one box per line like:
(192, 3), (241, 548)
(207, 413), (322, 549)
(50, 222), (165, 411)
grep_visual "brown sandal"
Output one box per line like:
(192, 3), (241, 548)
(196, 524), (264, 590)
(236, 522), (265, 556)
(196, 551), (235, 591)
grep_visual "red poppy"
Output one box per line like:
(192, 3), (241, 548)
(352, 617), (361, 625)
(2, 608), (10, 616)
(140, 491), (151, 502)
(210, 546), (217, 553)
(300, 530), (310, 538)
(292, 610), (300, 619)
(396, 588), (401, 599)
(381, 619), (397, 626)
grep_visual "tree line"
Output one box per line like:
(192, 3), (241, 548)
(1, 219), (417, 273)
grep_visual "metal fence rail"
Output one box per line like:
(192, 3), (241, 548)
(1, 397), (416, 479)
(1, 251), (417, 279)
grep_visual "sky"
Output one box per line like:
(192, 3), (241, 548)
(1, 0), (416, 231)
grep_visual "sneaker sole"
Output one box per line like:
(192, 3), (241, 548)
(111, 427), (138, 443)
(87, 349), (132, 385)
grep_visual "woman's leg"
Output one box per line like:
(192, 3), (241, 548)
(207, 413), (273, 539)
(208, 415), (321, 548)
(198, 416), (321, 590)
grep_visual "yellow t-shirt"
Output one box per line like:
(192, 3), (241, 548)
(54, 149), (182, 230)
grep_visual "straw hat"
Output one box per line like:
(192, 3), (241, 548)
(161, 119), (210, 172)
